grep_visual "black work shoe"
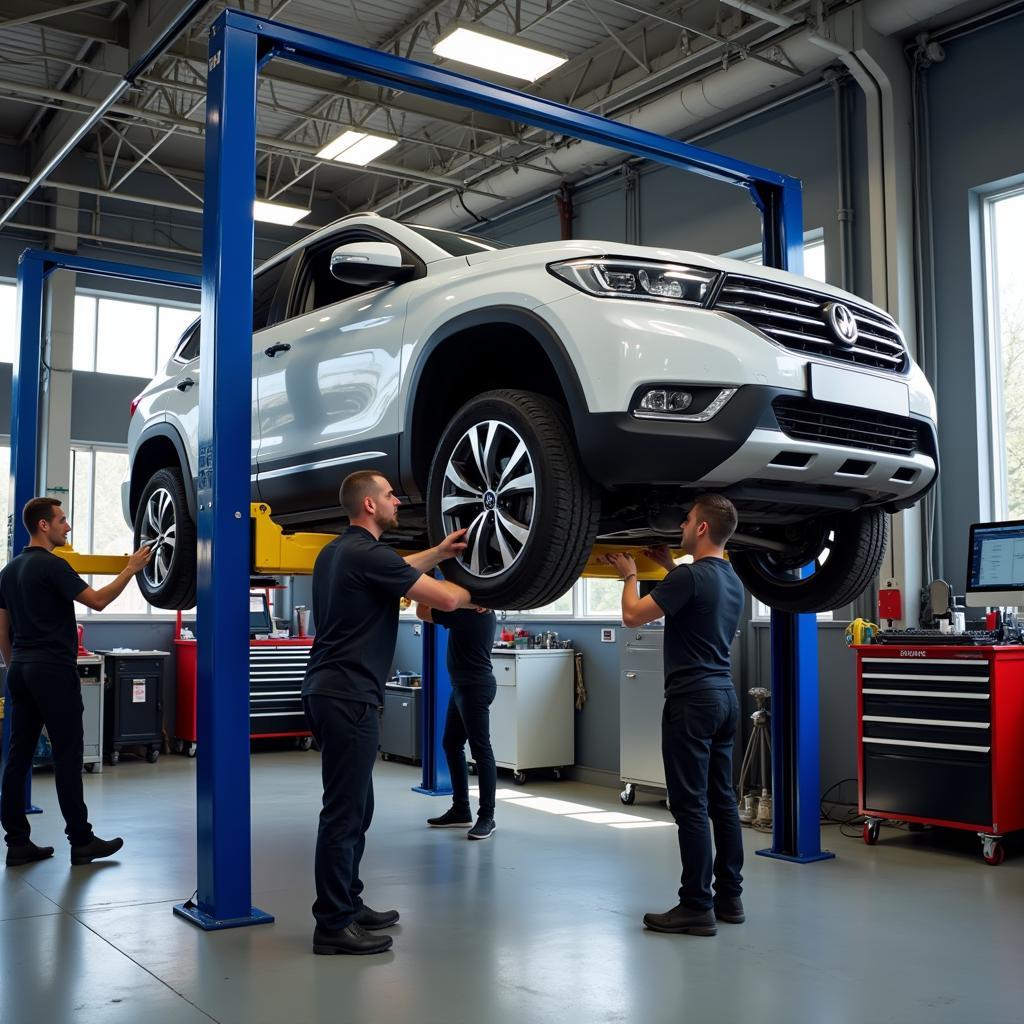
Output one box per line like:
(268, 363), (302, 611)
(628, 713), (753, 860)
(714, 896), (745, 923)
(643, 904), (717, 936)
(427, 807), (473, 828)
(355, 905), (400, 930)
(6, 841), (55, 867)
(467, 817), (496, 841)
(70, 836), (124, 865)
(313, 923), (393, 955)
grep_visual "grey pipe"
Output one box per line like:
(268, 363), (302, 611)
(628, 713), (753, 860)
(0, 0), (212, 233)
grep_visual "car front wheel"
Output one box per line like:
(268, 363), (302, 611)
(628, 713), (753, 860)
(729, 508), (888, 614)
(133, 466), (197, 609)
(426, 389), (599, 610)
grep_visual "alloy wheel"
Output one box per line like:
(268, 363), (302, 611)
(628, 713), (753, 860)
(139, 486), (177, 589)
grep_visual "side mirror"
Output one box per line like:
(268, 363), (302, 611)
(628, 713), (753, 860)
(330, 241), (406, 285)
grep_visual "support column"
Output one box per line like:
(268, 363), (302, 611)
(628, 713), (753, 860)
(414, 623), (453, 797)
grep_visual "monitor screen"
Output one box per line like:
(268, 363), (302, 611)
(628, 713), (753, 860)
(965, 520), (1024, 606)
(249, 592), (273, 634)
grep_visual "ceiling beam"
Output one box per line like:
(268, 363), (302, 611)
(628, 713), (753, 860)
(0, 0), (128, 44)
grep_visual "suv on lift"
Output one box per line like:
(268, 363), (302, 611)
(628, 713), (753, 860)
(124, 213), (937, 613)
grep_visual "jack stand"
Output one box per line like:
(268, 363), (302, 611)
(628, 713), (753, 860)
(413, 622), (453, 797)
(737, 686), (772, 825)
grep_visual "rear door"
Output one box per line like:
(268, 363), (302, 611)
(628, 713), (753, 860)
(254, 228), (418, 517)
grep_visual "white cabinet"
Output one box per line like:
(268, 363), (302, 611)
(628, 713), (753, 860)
(469, 650), (575, 783)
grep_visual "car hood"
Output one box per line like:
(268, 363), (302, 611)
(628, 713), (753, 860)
(465, 239), (890, 318)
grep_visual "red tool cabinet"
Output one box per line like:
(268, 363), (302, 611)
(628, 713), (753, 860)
(855, 645), (1024, 864)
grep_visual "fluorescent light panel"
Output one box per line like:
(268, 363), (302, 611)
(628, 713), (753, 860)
(316, 130), (397, 166)
(253, 200), (309, 226)
(433, 25), (567, 82)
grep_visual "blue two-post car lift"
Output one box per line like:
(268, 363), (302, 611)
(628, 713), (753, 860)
(3, 7), (831, 932)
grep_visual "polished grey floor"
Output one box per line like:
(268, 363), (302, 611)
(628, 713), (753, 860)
(2, 751), (1021, 1024)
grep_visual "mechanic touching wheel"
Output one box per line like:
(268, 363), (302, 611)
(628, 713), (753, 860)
(416, 603), (498, 841)
(1, 497), (151, 868)
(302, 470), (473, 957)
(603, 493), (746, 938)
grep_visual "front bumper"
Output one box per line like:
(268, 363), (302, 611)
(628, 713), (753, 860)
(574, 384), (938, 513)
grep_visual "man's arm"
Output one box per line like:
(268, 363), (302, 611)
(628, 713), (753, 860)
(75, 547), (152, 612)
(407, 575), (471, 613)
(603, 552), (666, 628)
(415, 604), (434, 623)
(0, 608), (12, 667)
(403, 529), (467, 574)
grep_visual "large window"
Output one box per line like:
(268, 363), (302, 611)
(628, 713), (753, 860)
(69, 445), (153, 616)
(0, 281), (15, 363)
(730, 233), (827, 282)
(986, 188), (1024, 518)
(73, 293), (197, 377)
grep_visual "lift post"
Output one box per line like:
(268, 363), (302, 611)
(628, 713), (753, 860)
(2, 250), (199, 816)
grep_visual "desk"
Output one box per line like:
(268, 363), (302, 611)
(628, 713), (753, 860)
(855, 644), (1024, 863)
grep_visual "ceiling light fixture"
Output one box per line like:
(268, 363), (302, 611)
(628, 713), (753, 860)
(253, 200), (310, 226)
(316, 130), (398, 166)
(432, 23), (567, 82)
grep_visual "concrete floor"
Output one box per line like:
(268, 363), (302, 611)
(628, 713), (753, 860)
(2, 752), (1022, 1024)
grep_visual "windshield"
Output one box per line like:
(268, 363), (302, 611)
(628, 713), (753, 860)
(406, 224), (509, 256)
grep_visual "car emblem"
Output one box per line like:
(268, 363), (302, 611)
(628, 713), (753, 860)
(824, 302), (858, 347)
(483, 490), (497, 510)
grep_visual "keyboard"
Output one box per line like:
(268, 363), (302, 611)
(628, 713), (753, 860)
(873, 629), (998, 646)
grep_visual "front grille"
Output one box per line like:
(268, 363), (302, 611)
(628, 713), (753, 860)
(714, 275), (907, 372)
(773, 397), (920, 455)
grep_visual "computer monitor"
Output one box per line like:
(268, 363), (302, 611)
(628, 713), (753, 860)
(249, 591), (273, 635)
(965, 520), (1024, 607)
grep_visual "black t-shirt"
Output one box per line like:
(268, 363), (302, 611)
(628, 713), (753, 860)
(651, 557), (744, 698)
(302, 527), (422, 706)
(0, 547), (88, 666)
(432, 608), (496, 686)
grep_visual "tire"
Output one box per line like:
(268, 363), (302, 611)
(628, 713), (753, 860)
(730, 509), (889, 614)
(426, 390), (599, 610)
(863, 821), (880, 845)
(133, 466), (197, 610)
(983, 841), (1005, 866)
(512, 770), (527, 786)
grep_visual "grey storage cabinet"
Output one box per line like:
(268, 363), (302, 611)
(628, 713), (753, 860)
(619, 629), (667, 804)
(79, 654), (104, 774)
(473, 650), (574, 785)
(381, 683), (421, 763)
(100, 651), (169, 765)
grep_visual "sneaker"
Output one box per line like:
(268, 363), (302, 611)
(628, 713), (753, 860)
(354, 904), (400, 930)
(313, 923), (393, 955)
(427, 807), (473, 828)
(642, 903), (717, 936)
(714, 896), (745, 923)
(467, 817), (496, 841)
(6, 841), (55, 867)
(70, 836), (124, 866)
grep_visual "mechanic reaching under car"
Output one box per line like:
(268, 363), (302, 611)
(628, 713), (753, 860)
(301, 470), (473, 957)
(603, 494), (746, 938)
(415, 603), (499, 841)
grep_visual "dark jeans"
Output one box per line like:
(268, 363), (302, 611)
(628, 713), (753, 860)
(442, 681), (497, 820)
(302, 694), (379, 931)
(662, 687), (744, 911)
(2, 662), (94, 848)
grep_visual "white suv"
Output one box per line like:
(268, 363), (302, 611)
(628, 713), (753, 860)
(124, 213), (937, 613)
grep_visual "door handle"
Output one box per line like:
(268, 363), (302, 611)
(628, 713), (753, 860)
(264, 342), (292, 357)
(176, 377), (195, 391)
(625, 672), (637, 679)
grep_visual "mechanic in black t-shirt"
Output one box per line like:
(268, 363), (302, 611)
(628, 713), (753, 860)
(1, 497), (152, 868)
(302, 470), (473, 957)
(604, 494), (746, 938)
(415, 604), (498, 840)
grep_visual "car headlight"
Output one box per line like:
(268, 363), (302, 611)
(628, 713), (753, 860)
(548, 257), (719, 305)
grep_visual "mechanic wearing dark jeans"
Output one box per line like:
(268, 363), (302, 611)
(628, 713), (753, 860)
(415, 605), (498, 840)
(302, 470), (471, 956)
(605, 493), (745, 937)
(1, 497), (151, 868)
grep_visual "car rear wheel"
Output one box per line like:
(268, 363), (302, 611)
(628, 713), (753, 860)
(133, 466), (197, 609)
(730, 508), (888, 614)
(427, 389), (599, 610)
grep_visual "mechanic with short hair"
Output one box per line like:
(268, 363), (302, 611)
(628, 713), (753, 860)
(416, 603), (498, 841)
(604, 493), (745, 937)
(1, 497), (152, 868)
(302, 469), (473, 956)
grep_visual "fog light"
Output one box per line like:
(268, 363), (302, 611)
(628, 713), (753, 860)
(639, 389), (693, 413)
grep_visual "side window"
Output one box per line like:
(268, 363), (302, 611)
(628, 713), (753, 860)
(253, 258), (290, 331)
(178, 322), (200, 362)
